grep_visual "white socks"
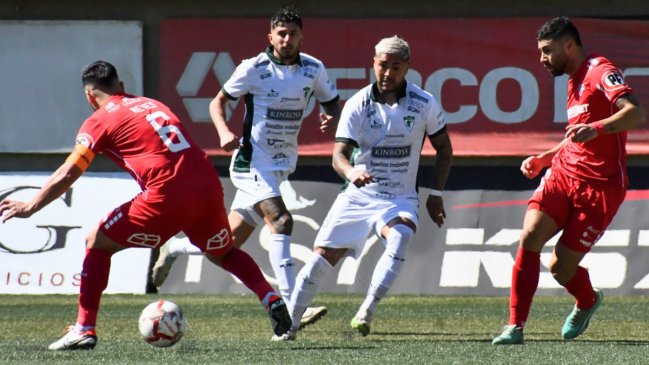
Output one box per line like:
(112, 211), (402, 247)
(358, 224), (413, 318)
(268, 234), (295, 306)
(290, 253), (333, 329)
(167, 236), (202, 256)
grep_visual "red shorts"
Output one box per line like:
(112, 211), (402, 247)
(528, 169), (626, 253)
(99, 185), (232, 256)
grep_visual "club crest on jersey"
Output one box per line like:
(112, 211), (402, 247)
(303, 86), (312, 99)
(403, 115), (415, 132)
(75, 133), (94, 148)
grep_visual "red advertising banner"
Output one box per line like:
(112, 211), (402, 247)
(159, 18), (649, 156)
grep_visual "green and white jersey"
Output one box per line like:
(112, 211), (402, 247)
(222, 47), (339, 173)
(336, 82), (446, 200)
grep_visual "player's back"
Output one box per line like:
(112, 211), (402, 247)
(79, 93), (219, 193)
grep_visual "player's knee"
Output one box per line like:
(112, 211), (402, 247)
(386, 224), (414, 260)
(268, 211), (293, 233)
(548, 260), (575, 285)
(314, 246), (345, 266)
(519, 228), (546, 251)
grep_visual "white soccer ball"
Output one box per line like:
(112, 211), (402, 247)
(138, 299), (186, 347)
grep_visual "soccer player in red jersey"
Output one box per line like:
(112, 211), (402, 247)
(0, 61), (291, 350)
(493, 17), (645, 345)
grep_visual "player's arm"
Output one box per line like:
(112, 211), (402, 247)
(566, 93), (646, 143)
(0, 145), (91, 222)
(209, 89), (242, 151)
(332, 140), (374, 188)
(319, 97), (341, 133)
(426, 127), (453, 227)
(520, 138), (567, 179)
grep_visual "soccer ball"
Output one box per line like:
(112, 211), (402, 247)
(138, 299), (186, 347)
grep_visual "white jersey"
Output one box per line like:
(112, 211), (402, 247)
(336, 82), (446, 200)
(222, 47), (339, 173)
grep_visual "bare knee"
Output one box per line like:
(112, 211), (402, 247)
(519, 228), (547, 252)
(258, 198), (293, 234)
(549, 260), (577, 285)
(313, 246), (346, 266)
(267, 211), (293, 234)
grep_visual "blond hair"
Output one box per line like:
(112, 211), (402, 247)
(374, 35), (410, 61)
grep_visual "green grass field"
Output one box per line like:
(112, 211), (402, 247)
(2, 294), (648, 364)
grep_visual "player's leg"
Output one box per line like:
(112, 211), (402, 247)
(151, 211), (255, 287)
(352, 218), (415, 337)
(492, 209), (558, 345)
(556, 184), (623, 340)
(205, 248), (290, 338)
(151, 233), (195, 287)
(51, 192), (184, 350)
(186, 188), (290, 338)
(279, 194), (372, 340)
(550, 243), (602, 339)
(257, 196), (297, 306)
(275, 246), (347, 341)
(151, 174), (259, 287)
(49, 226), (126, 351)
(229, 211), (257, 248)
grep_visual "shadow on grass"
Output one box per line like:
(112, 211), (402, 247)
(525, 339), (649, 345)
(280, 345), (381, 351)
(366, 332), (649, 346)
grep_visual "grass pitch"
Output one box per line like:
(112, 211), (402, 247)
(1, 294), (648, 364)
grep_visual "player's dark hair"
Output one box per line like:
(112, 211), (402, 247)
(270, 6), (302, 30)
(537, 16), (582, 46)
(81, 60), (120, 88)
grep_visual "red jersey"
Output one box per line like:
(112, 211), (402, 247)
(552, 54), (633, 188)
(76, 93), (219, 193)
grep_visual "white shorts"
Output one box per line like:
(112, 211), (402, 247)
(230, 169), (289, 226)
(314, 192), (419, 258)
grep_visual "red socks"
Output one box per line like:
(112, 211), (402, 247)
(220, 247), (275, 302)
(509, 248), (540, 327)
(76, 248), (112, 327)
(564, 266), (596, 309)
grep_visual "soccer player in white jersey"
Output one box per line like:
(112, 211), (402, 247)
(151, 6), (340, 328)
(273, 35), (453, 340)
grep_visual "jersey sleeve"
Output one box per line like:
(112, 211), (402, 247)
(334, 95), (362, 146)
(222, 59), (256, 99)
(424, 95), (447, 136)
(591, 61), (633, 103)
(313, 64), (339, 104)
(76, 115), (109, 154)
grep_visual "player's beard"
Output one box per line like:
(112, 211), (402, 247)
(379, 77), (400, 93)
(546, 55), (568, 77)
(276, 43), (300, 64)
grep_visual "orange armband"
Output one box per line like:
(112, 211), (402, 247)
(65, 144), (96, 171)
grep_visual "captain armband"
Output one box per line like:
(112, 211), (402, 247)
(65, 144), (96, 172)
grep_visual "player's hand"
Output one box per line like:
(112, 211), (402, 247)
(565, 123), (597, 143)
(346, 168), (374, 188)
(219, 130), (242, 152)
(0, 199), (33, 223)
(520, 156), (546, 179)
(319, 113), (336, 133)
(426, 195), (445, 227)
